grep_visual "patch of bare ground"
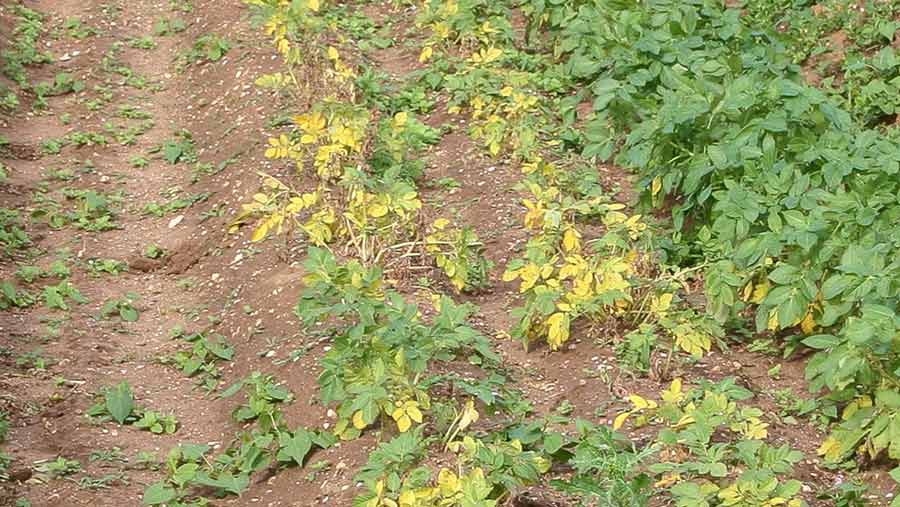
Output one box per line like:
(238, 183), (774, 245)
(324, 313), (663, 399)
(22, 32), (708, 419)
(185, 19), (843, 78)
(0, 0), (369, 505)
(0, 1), (885, 506)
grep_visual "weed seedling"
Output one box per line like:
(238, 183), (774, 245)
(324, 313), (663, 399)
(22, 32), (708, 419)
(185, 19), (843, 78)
(144, 244), (165, 259)
(33, 457), (81, 480)
(98, 293), (140, 322)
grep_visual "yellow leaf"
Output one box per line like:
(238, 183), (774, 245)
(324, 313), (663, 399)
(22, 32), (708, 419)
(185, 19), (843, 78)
(766, 309), (779, 331)
(396, 414), (411, 433)
(540, 263), (554, 279)
(604, 210), (627, 225)
(484, 47), (502, 62)
(612, 411), (630, 430)
(352, 410), (367, 430)
(652, 293), (673, 314)
(627, 394), (657, 410)
(406, 404), (423, 423)
(742, 282), (754, 302)
(418, 46), (433, 63)
(251, 220), (270, 242)
(326, 46), (339, 60)
(741, 417), (769, 440)
(501, 268), (519, 282)
(661, 378), (682, 403)
(817, 436), (842, 461)
(751, 279), (769, 303)
(398, 490), (417, 506)
(437, 469), (459, 496)
(562, 228), (580, 252)
(651, 176), (662, 196)
(368, 203), (389, 218)
(518, 263), (541, 292)
(654, 473), (680, 488)
(306, 0), (319, 11)
(674, 414), (696, 428)
(674, 329), (711, 358)
(800, 310), (816, 334)
(302, 192), (318, 206)
(546, 312), (570, 350)
(393, 111), (408, 128)
(458, 399), (479, 430)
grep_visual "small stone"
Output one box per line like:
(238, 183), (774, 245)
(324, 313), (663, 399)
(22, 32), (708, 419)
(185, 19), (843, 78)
(168, 215), (184, 228)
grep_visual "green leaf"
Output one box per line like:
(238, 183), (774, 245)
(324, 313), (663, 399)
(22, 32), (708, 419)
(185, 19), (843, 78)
(163, 142), (183, 164)
(120, 305), (139, 322)
(768, 265), (798, 285)
(708, 145), (727, 169)
(890, 466), (900, 484)
(543, 432), (564, 454)
(105, 381), (134, 424)
(204, 337), (234, 360)
(43, 286), (65, 310)
(876, 389), (900, 410)
(176, 443), (209, 462)
(821, 274), (852, 300)
(310, 430), (337, 449)
(142, 482), (176, 505)
(708, 462), (728, 477)
(277, 430), (313, 466)
(802, 334), (839, 350)
(194, 471), (249, 495)
(219, 379), (244, 399)
(777, 292), (806, 329)
(171, 463), (198, 487)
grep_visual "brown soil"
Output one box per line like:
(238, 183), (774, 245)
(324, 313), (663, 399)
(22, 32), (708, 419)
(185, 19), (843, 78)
(0, 1), (893, 507)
